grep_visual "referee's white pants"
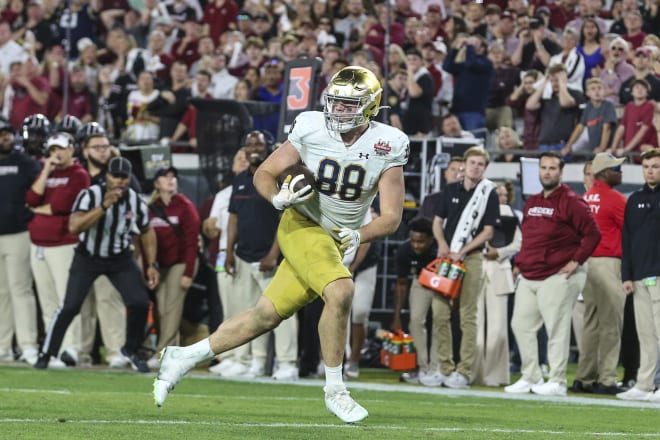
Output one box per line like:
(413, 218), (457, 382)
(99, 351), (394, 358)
(30, 243), (90, 357)
(228, 256), (298, 366)
(0, 232), (38, 353)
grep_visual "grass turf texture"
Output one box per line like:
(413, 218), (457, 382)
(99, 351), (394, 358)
(1, 365), (659, 439)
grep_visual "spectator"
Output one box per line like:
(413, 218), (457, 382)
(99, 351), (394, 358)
(566, 0), (610, 35)
(417, 156), (465, 221)
(402, 48), (434, 138)
(171, 13), (202, 68)
(382, 69), (407, 130)
(511, 16), (560, 72)
(229, 36), (266, 79)
(505, 151), (600, 396)
(483, 4), (501, 43)
(0, 119), (40, 365)
(472, 181), (521, 387)
(57, 0), (99, 60)
(14, 0), (58, 62)
(335, 0), (369, 51)
(26, 132), (90, 368)
(548, 28), (585, 92)
(365, 5), (406, 54)
(56, 65), (95, 123)
(619, 46), (660, 104)
(577, 18), (605, 85)
(526, 63), (585, 152)
(34, 156), (160, 373)
(142, 29), (175, 83)
(253, 12), (276, 43)
(98, 0), (131, 32)
(146, 166), (200, 369)
(572, 152), (627, 395)
(190, 36), (214, 77)
(170, 70), (214, 148)
(443, 35), (494, 131)
(549, 0), (579, 30)
(486, 41), (520, 131)
(203, 0), (239, 46)
(440, 113), (476, 139)
(75, 38), (101, 95)
(495, 126), (523, 162)
(125, 70), (159, 141)
(507, 69), (543, 150)
(428, 147), (499, 389)
(234, 78), (254, 101)
(253, 63), (282, 139)
(622, 10), (647, 50)
(391, 217), (439, 384)
(599, 37), (635, 107)
(424, 4), (446, 41)
(617, 148), (660, 402)
(147, 60), (192, 139)
(220, 131), (298, 380)
(496, 9), (519, 57)
(610, 78), (659, 157)
(9, 57), (50, 130)
(560, 78), (618, 157)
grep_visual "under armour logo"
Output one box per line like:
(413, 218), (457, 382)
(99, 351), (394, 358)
(359, 153), (370, 159)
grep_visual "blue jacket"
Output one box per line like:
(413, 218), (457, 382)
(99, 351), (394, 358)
(443, 46), (494, 113)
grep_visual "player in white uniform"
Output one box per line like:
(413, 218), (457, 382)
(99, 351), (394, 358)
(154, 66), (408, 423)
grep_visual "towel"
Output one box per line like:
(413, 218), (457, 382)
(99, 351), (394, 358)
(450, 179), (497, 254)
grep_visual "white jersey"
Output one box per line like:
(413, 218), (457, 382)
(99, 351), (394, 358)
(288, 111), (409, 236)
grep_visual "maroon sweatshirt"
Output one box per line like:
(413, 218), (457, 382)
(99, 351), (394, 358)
(25, 162), (90, 247)
(516, 184), (601, 281)
(149, 193), (200, 278)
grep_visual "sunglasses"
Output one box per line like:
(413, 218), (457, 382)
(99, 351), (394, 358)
(611, 46), (625, 52)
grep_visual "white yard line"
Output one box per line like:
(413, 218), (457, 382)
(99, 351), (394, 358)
(0, 417), (658, 437)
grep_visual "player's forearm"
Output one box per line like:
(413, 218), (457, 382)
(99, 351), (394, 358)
(253, 167), (280, 205)
(359, 212), (401, 243)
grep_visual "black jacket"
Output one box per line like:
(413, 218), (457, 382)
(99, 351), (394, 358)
(622, 184), (660, 281)
(0, 151), (41, 234)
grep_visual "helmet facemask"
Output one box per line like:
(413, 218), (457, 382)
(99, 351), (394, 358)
(323, 93), (379, 133)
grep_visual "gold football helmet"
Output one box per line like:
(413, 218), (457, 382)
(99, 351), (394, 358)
(323, 66), (382, 133)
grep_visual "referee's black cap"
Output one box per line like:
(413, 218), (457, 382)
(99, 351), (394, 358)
(108, 156), (132, 178)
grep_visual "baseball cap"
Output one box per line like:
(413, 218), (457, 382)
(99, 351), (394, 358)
(635, 46), (652, 57)
(535, 6), (551, 16)
(501, 9), (515, 20)
(405, 47), (423, 58)
(77, 37), (96, 53)
(46, 132), (73, 149)
(108, 157), (132, 178)
(427, 4), (442, 13)
(591, 153), (624, 175)
(254, 12), (270, 21)
(154, 166), (178, 179)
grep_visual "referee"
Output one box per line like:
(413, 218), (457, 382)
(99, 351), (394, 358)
(35, 157), (160, 372)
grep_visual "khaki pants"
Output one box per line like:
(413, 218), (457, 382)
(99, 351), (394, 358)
(31, 243), (87, 356)
(155, 262), (198, 352)
(409, 282), (440, 371)
(472, 273), (511, 386)
(575, 257), (625, 387)
(230, 256), (297, 365)
(0, 232), (38, 352)
(631, 280), (660, 391)
(81, 276), (127, 361)
(512, 266), (586, 386)
(432, 252), (484, 380)
(216, 270), (239, 361)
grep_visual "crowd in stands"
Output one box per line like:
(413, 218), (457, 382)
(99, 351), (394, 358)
(2, 0), (660, 399)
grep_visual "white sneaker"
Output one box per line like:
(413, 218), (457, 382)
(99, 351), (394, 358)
(272, 362), (299, 380)
(505, 378), (545, 394)
(616, 386), (653, 401)
(324, 386), (368, 423)
(78, 353), (93, 368)
(243, 359), (266, 378)
(531, 381), (567, 396)
(19, 347), (39, 366)
(219, 361), (249, 377)
(108, 354), (128, 368)
(208, 358), (237, 375)
(345, 362), (359, 379)
(49, 356), (67, 369)
(153, 346), (198, 407)
(444, 371), (470, 389)
(649, 389), (660, 403)
(400, 371), (421, 384)
(420, 370), (449, 387)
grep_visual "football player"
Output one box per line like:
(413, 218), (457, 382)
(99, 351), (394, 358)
(154, 66), (409, 423)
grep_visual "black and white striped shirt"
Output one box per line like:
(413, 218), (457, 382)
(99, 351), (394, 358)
(71, 184), (149, 257)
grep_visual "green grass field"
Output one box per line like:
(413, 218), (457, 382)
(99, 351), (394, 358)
(1, 364), (659, 440)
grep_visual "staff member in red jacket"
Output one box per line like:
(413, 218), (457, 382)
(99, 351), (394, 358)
(573, 153), (627, 395)
(26, 132), (90, 367)
(147, 166), (200, 369)
(505, 151), (601, 396)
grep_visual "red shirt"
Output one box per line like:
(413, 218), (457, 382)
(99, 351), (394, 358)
(149, 193), (200, 277)
(25, 162), (90, 246)
(623, 32), (647, 50)
(203, 0), (239, 45)
(583, 180), (625, 258)
(516, 184), (601, 280)
(170, 38), (200, 68)
(10, 76), (50, 130)
(621, 100), (658, 150)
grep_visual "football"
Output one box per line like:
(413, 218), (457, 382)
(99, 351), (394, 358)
(278, 162), (317, 194)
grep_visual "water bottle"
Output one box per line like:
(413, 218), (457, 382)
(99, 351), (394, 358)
(215, 250), (226, 273)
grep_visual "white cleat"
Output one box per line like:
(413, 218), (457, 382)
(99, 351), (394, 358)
(324, 386), (368, 423)
(153, 346), (196, 407)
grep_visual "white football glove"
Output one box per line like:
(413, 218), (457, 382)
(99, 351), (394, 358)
(334, 227), (361, 255)
(271, 174), (313, 210)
